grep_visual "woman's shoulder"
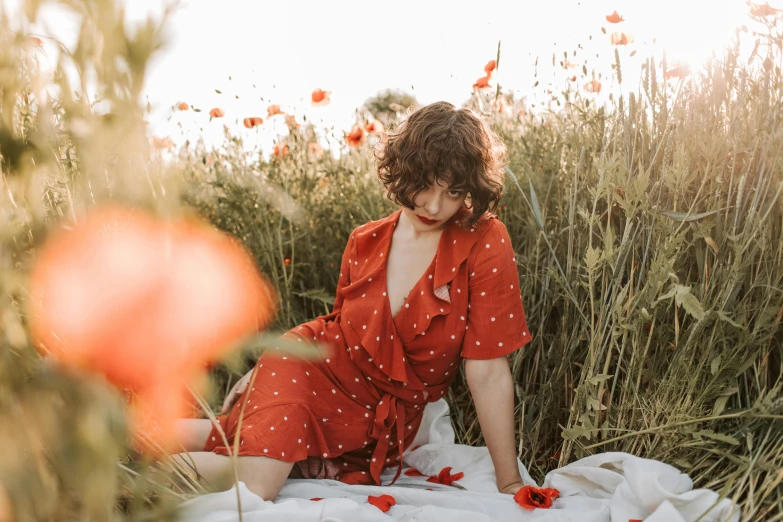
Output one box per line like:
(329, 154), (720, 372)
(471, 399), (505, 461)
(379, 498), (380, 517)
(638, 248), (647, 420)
(352, 210), (399, 235)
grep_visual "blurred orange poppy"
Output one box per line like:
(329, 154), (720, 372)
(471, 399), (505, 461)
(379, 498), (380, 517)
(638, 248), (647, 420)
(606, 10), (624, 23)
(472, 75), (492, 91)
(308, 141), (325, 159)
(610, 32), (635, 45)
(490, 96), (507, 113)
(484, 60), (496, 75)
(151, 136), (174, 151)
(177, 102), (189, 111)
(243, 117), (264, 129)
(365, 119), (384, 133)
(584, 80), (602, 93)
(569, 75), (577, 82)
(284, 257), (291, 266)
(26, 35), (43, 48)
(209, 108), (225, 118)
(346, 124), (366, 147)
(750, 2), (781, 16)
(267, 104), (284, 117)
(274, 143), (290, 157)
(664, 62), (691, 79)
(562, 59), (578, 69)
(285, 114), (301, 128)
(27, 205), (277, 452)
(311, 88), (332, 106)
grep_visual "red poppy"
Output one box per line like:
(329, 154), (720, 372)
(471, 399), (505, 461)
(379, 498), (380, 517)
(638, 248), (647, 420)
(209, 108), (225, 118)
(27, 205), (277, 453)
(584, 80), (602, 93)
(606, 10), (625, 23)
(284, 257), (291, 266)
(473, 75), (492, 91)
(267, 104), (284, 117)
(513, 486), (560, 510)
(664, 63), (691, 79)
(177, 102), (189, 111)
(426, 467), (464, 486)
(404, 468), (426, 477)
(610, 32), (635, 45)
(569, 75), (577, 82)
(243, 117), (264, 129)
(484, 59), (496, 75)
(285, 114), (301, 128)
(368, 494), (396, 513)
(151, 136), (174, 151)
(346, 124), (366, 147)
(750, 2), (781, 16)
(273, 144), (289, 157)
(311, 88), (331, 106)
(310, 497), (324, 501)
(365, 119), (384, 134)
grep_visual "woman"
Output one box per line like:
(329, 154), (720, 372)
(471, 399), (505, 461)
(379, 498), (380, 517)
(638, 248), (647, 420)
(173, 101), (533, 501)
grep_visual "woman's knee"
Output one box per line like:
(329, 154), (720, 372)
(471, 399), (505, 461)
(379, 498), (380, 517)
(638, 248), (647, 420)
(236, 457), (295, 501)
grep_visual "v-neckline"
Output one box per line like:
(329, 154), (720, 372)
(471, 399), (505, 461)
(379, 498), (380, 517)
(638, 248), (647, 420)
(384, 210), (447, 322)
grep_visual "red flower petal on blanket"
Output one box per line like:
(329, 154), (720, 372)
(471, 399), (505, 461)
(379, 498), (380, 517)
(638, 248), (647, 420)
(513, 485), (560, 509)
(426, 466), (465, 486)
(404, 468), (426, 477)
(368, 494), (396, 512)
(310, 497), (324, 501)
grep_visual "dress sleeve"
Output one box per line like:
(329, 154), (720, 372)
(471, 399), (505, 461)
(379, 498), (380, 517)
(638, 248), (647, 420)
(329, 229), (357, 316)
(460, 220), (533, 359)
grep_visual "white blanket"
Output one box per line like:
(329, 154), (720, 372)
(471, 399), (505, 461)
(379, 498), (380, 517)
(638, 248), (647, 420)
(178, 399), (740, 522)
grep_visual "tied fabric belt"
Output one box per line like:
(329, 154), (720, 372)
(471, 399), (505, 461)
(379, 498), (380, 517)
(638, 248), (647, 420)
(368, 393), (406, 486)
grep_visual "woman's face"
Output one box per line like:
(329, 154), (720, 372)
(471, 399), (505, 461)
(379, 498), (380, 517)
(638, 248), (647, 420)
(402, 177), (468, 231)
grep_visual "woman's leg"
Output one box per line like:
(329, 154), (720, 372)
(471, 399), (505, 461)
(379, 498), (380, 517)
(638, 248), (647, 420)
(168, 451), (295, 501)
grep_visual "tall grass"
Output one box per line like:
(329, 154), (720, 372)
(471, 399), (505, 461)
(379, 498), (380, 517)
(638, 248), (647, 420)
(1, 1), (781, 521)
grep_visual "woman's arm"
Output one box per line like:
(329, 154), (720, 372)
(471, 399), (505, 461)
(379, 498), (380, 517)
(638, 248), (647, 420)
(464, 356), (524, 492)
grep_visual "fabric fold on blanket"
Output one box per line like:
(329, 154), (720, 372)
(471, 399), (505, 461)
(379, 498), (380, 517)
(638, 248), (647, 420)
(177, 399), (740, 522)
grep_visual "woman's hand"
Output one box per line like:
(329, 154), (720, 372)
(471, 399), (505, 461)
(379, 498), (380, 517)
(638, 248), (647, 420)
(498, 480), (526, 495)
(220, 370), (253, 415)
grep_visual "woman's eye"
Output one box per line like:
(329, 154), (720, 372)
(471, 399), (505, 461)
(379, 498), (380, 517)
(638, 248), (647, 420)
(449, 190), (463, 197)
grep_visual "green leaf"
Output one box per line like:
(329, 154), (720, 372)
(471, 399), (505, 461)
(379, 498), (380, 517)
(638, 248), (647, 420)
(528, 179), (544, 229)
(693, 429), (739, 446)
(717, 311), (744, 329)
(710, 355), (721, 376)
(585, 247), (602, 270)
(292, 288), (335, 306)
(675, 285), (705, 320)
(588, 374), (613, 385)
(215, 89), (222, 94)
(659, 208), (724, 222)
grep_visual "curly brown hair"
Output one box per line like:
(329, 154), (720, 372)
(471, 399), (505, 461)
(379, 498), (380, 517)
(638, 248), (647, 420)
(373, 101), (507, 229)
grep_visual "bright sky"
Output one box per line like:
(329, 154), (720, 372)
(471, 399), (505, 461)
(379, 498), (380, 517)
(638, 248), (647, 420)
(8, 0), (765, 155)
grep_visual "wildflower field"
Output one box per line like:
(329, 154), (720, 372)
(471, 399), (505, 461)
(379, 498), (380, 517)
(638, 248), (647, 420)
(1, 1), (782, 521)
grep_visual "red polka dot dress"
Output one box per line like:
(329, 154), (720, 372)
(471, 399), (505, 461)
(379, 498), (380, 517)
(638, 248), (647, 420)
(202, 208), (533, 486)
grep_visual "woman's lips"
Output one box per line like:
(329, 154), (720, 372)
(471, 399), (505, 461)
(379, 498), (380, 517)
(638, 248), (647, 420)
(417, 215), (439, 225)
